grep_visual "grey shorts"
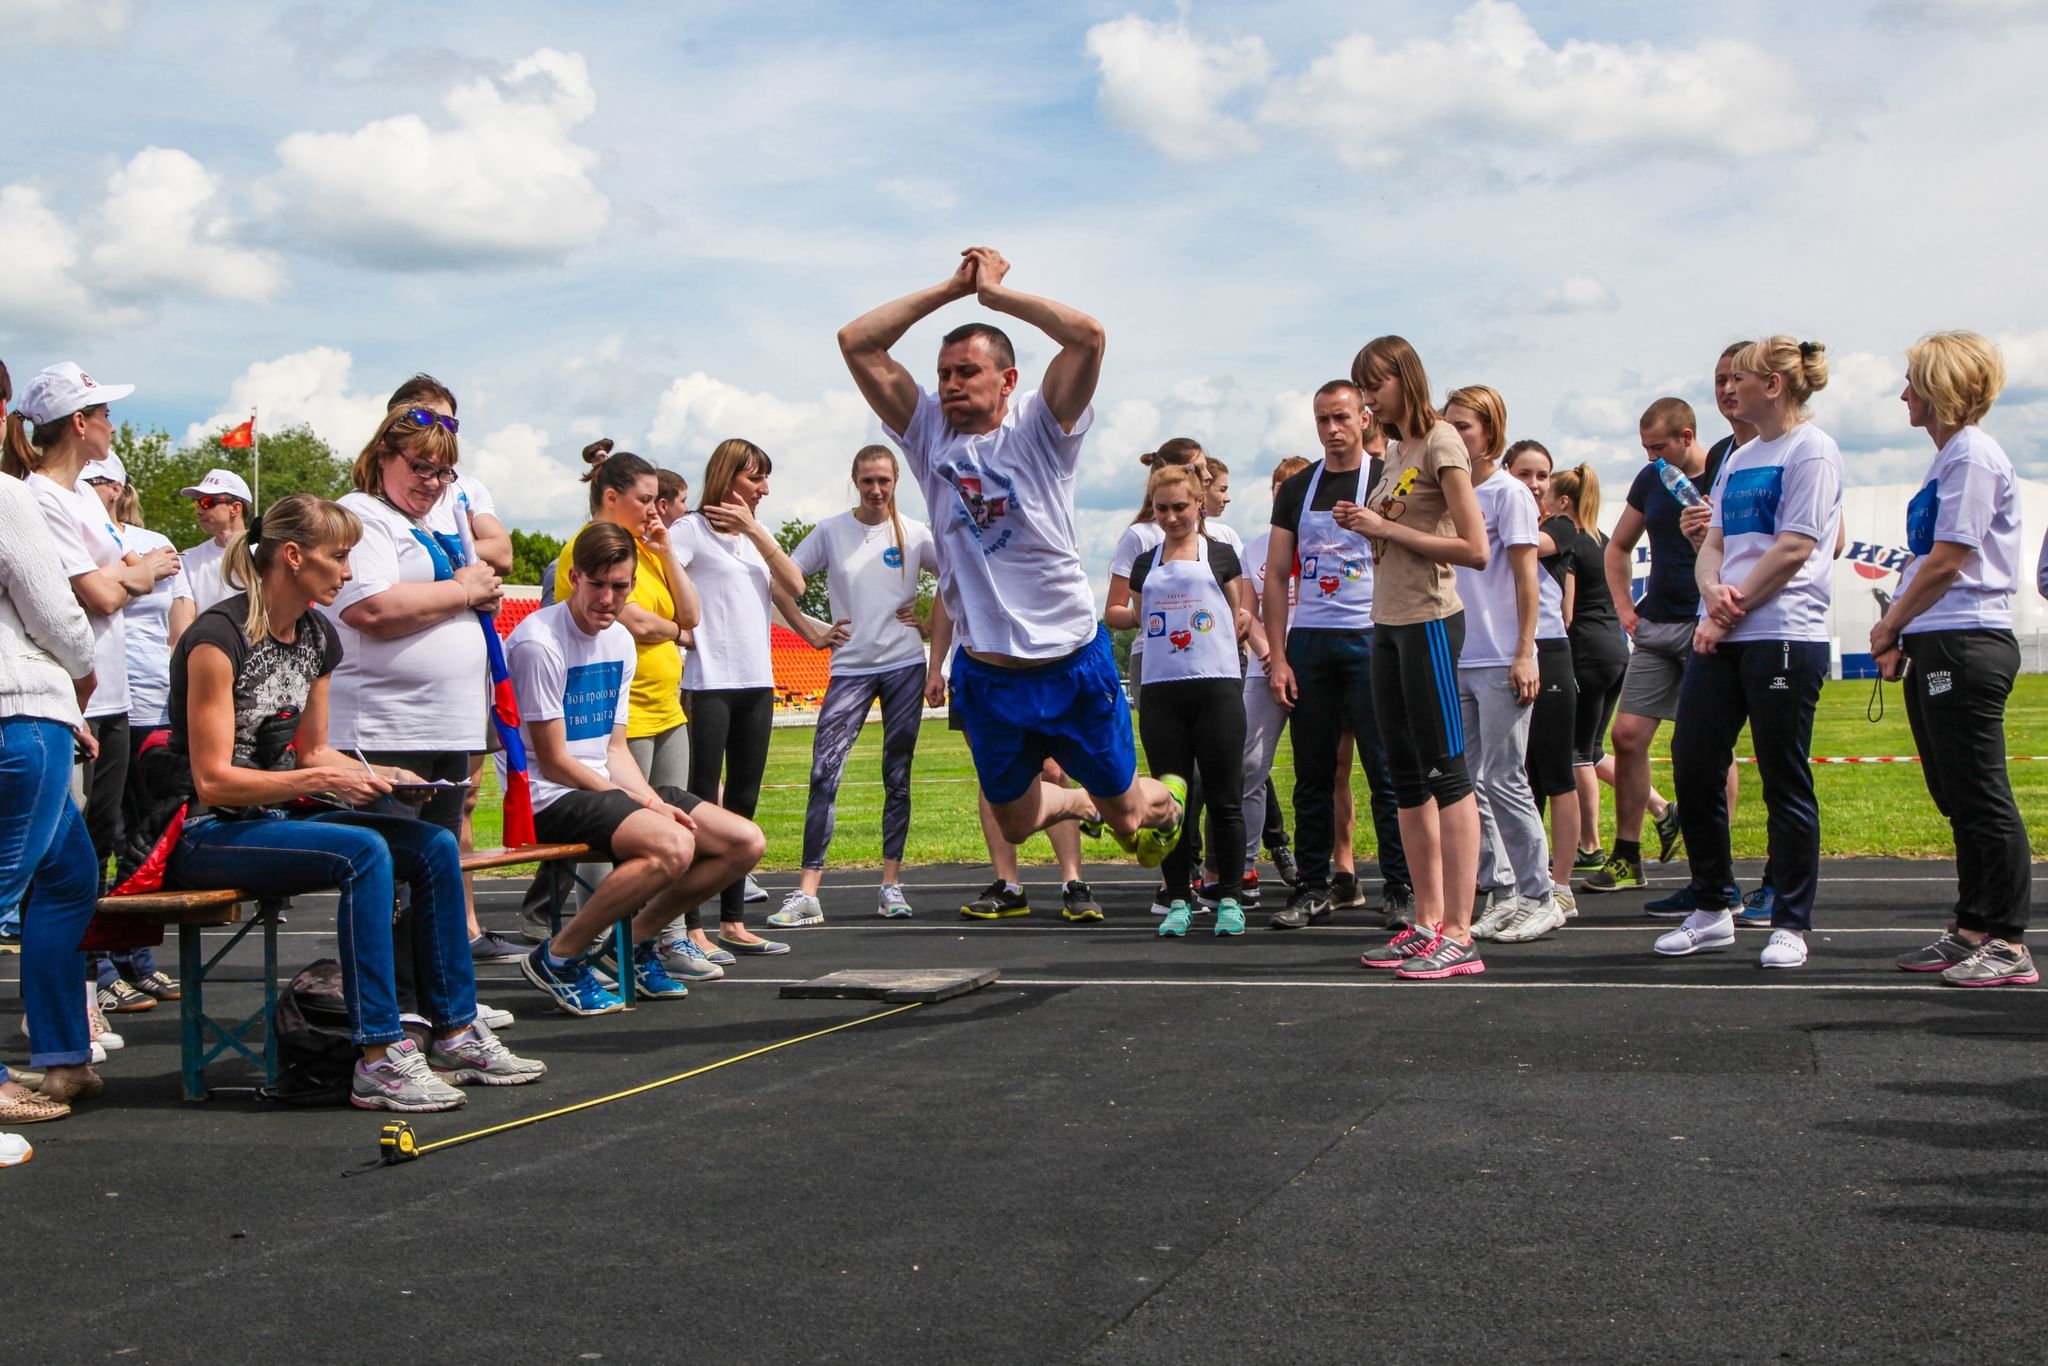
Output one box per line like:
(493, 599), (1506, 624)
(1617, 617), (1695, 722)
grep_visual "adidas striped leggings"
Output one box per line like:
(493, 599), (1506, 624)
(1371, 614), (1473, 808)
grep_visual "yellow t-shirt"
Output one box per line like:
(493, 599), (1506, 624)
(555, 524), (686, 737)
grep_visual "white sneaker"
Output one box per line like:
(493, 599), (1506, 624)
(1553, 882), (1579, 920)
(21, 1014), (114, 1059)
(86, 987), (124, 1050)
(743, 874), (768, 904)
(877, 883), (913, 918)
(1759, 928), (1808, 969)
(0, 1133), (31, 1167)
(90, 1041), (106, 1065)
(474, 1001), (516, 1031)
(1472, 892), (1518, 940)
(1654, 909), (1735, 957)
(1494, 894), (1567, 944)
(767, 891), (824, 928)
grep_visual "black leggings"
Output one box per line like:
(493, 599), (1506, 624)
(686, 687), (774, 926)
(1525, 639), (1579, 799)
(1570, 650), (1626, 766)
(1370, 615), (1472, 808)
(1139, 679), (1246, 901)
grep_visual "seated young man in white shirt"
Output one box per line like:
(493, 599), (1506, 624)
(509, 522), (766, 1016)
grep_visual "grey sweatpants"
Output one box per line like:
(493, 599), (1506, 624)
(802, 660), (927, 869)
(1458, 665), (1551, 900)
(1240, 674), (1286, 863)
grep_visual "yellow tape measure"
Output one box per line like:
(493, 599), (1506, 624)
(378, 1120), (420, 1164)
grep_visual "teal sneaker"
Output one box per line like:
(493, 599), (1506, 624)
(1159, 899), (1193, 937)
(631, 942), (692, 999)
(1214, 897), (1246, 937)
(1130, 775), (1187, 869)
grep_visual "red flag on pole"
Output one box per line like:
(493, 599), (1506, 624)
(221, 418), (255, 449)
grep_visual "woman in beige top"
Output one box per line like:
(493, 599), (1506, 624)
(1339, 335), (1490, 981)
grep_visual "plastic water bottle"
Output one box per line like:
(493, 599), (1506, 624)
(1655, 458), (1706, 508)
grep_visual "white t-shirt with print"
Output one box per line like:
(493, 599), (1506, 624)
(1705, 425), (1844, 643)
(1900, 426), (2022, 634)
(1110, 522), (1164, 658)
(426, 472), (497, 541)
(120, 526), (193, 727)
(319, 491), (487, 750)
(671, 512), (773, 691)
(790, 509), (938, 677)
(1456, 471), (1564, 669)
(180, 537), (234, 612)
(28, 472), (130, 719)
(888, 387), (1097, 661)
(507, 603), (638, 813)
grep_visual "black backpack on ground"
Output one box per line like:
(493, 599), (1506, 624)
(259, 959), (359, 1106)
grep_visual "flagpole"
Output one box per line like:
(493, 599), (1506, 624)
(251, 405), (261, 509)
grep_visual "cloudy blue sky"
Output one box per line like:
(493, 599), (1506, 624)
(4, 0), (2045, 588)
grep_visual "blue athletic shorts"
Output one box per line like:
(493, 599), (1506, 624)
(949, 625), (1138, 805)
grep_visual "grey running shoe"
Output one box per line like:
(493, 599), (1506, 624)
(428, 1023), (547, 1086)
(470, 929), (528, 962)
(1361, 925), (1438, 969)
(1897, 929), (1978, 973)
(1941, 939), (2039, 987)
(351, 1039), (467, 1112)
(1381, 886), (1415, 932)
(1272, 845), (1300, 888)
(1061, 881), (1104, 923)
(1395, 933), (1486, 980)
(657, 936), (724, 982)
(1653, 804), (1684, 864)
(961, 880), (1029, 920)
(767, 891), (824, 928)
(743, 874), (769, 903)
(878, 883), (913, 918)
(1329, 870), (1368, 910)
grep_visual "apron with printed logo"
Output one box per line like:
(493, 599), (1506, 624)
(1138, 537), (1240, 685)
(1292, 461), (1375, 631)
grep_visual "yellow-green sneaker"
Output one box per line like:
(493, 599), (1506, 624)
(1129, 775), (1186, 869)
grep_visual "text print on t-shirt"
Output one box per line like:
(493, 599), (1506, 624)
(1720, 467), (1784, 537)
(563, 660), (625, 741)
(1368, 466), (1422, 564)
(933, 455), (1018, 556)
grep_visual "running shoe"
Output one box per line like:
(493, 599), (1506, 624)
(521, 945), (625, 1016)
(1361, 925), (1438, 970)
(1645, 884), (1740, 921)
(1653, 803), (1684, 864)
(0, 1133), (33, 1165)
(1759, 929), (1808, 970)
(85, 990), (124, 1051)
(1129, 775), (1187, 868)
(767, 891), (824, 928)
(1268, 885), (1331, 931)
(1653, 910), (1735, 957)
(1329, 870), (1368, 910)
(1240, 868), (1262, 907)
(1192, 877), (1222, 907)
(1272, 845), (1300, 888)
(1941, 939), (2038, 987)
(351, 1039), (467, 1112)
(1734, 886), (1775, 929)
(1159, 900), (1193, 938)
(1552, 883), (1579, 921)
(469, 929), (528, 963)
(1493, 894), (1567, 944)
(1897, 929), (1977, 973)
(427, 1023), (548, 1086)
(132, 970), (181, 1002)
(1150, 885), (1174, 917)
(1061, 881), (1104, 923)
(743, 874), (768, 903)
(657, 935), (725, 982)
(1214, 898), (1246, 937)
(1580, 854), (1642, 894)
(878, 884), (914, 918)
(1572, 846), (1608, 876)
(961, 880), (1029, 920)
(1395, 934), (1486, 980)
(628, 941), (694, 996)
(96, 979), (156, 1015)
(1472, 891), (1518, 941)
(1077, 814), (1108, 840)
(1381, 886), (1415, 932)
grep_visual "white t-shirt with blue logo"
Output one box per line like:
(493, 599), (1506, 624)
(507, 602), (637, 813)
(790, 509), (938, 677)
(119, 525), (194, 727)
(1705, 424), (1844, 643)
(1456, 470), (1566, 669)
(1900, 426), (2022, 634)
(889, 387), (1097, 661)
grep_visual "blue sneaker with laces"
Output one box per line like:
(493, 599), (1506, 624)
(1214, 897), (1246, 937)
(1158, 898), (1193, 937)
(1644, 884), (1742, 921)
(630, 941), (692, 998)
(521, 945), (624, 1017)
(1734, 885), (1775, 928)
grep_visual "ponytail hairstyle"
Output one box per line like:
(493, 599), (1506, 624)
(1143, 463), (1208, 534)
(698, 438), (772, 513)
(1733, 335), (1830, 416)
(579, 438), (658, 519)
(3, 406), (99, 479)
(1443, 384), (1507, 465)
(1504, 438), (1553, 474)
(852, 444), (908, 574)
(352, 403), (459, 496)
(1131, 437), (1208, 523)
(222, 492), (362, 644)
(1269, 455), (1312, 491)
(1351, 335), (1439, 443)
(1549, 465), (1602, 534)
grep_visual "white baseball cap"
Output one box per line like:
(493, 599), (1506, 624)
(178, 468), (253, 504)
(16, 361), (135, 424)
(81, 453), (129, 485)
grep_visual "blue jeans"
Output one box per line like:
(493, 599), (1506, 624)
(167, 809), (478, 1046)
(0, 716), (99, 1072)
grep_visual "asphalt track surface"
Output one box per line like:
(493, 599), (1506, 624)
(6, 857), (2048, 1365)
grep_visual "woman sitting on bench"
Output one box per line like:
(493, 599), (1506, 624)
(155, 493), (545, 1113)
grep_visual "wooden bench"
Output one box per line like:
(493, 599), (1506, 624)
(93, 843), (598, 1101)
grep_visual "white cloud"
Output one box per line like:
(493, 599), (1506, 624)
(1554, 394), (1635, 435)
(646, 374), (878, 524)
(90, 148), (284, 303)
(0, 184), (94, 328)
(270, 48), (609, 268)
(1083, 397), (1163, 495)
(1877, 0), (2048, 24)
(464, 423), (585, 529)
(1538, 274), (1618, 314)
(1085, 16), (1269, 161)
(184, 348), (388, 457)
(0, 0), (130, 49)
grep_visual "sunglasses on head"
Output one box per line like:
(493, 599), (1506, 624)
(404, 407), (459, 434)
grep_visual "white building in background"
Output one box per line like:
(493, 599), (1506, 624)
(1616, 480), (2048, 677)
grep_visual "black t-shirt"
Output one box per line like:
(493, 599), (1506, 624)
(1268, 456), (1383, 532)
(1538, 514), (1576, 593)
(1623, 437), (1734, 622)
(1128, 539), (1243, 594)
(1563, 527), (1627, 664)
(164, 595), (341, 808)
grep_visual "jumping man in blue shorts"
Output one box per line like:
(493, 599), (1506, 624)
(839, 247), (1183, 859)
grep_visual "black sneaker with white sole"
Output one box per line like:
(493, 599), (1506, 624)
(960, 880), (1029, 920)
(1268, 885), (1331, 931)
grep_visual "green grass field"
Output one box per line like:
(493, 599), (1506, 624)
(470, 674), (2048, 871)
